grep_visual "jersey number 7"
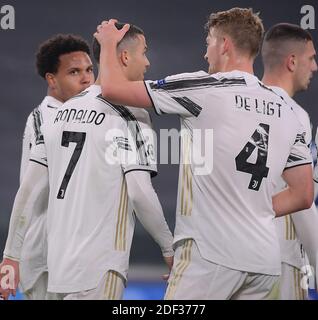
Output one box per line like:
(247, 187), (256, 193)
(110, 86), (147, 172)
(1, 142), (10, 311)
(235, 123), (270, 191)
(57, 131), (86, 199)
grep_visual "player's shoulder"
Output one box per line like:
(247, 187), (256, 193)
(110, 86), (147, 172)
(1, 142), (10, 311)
(63, 88), (92, 107)
(164, 70), (209, 82)
(269, 86), (310, 121)
(146, 71), (210, 89)
(27, 96), (62, 122)
(125, 107), (152, 124)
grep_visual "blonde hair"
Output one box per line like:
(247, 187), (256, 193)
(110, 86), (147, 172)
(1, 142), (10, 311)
(206, 7), (264, 58)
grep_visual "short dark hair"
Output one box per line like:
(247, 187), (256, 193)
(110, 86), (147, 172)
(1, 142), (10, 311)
(36, 34), (91, 78)
(92, 22), (144, 64)
(205, 8), (264, 58)
(262, 23), (313, 69)
(264, 23), (312, 43)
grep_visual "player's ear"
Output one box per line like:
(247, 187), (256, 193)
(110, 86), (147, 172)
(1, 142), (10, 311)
(119, 49), (129, 67)
(46, 73), (56, 89)
(286, 54), (297, 72)
(222, 36), (230, 55)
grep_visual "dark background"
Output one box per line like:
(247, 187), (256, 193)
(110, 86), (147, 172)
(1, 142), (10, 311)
(0, 0), (317, 269)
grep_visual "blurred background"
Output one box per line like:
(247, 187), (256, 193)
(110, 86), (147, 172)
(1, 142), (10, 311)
(0, 0), (317, 299)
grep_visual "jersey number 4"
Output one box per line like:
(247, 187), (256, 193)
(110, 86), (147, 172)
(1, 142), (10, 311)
(57, 131), (86, 199)
(235, 123), (270, 191)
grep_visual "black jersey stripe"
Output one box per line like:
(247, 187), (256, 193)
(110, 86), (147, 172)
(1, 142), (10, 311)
(172, 97), (202, 117)
(124, 168), (157, 178)
(30, 159), (48, 168)
(284, 162), (312, 171)
(32, 107), (44, 145)
(150, 76), (247, 92)
(287, 153), (308, 163)
(47, 105), (58, 109)
(96, 95), (150, 166)
(258, 82), (288, 104)
(117, 142), (133, 151)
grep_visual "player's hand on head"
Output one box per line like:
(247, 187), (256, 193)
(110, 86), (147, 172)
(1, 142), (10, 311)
(94, 19), (130, 46)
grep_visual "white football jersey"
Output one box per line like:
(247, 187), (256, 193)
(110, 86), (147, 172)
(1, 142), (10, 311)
(313, 128), (318, 187)
(270, 86), (312, 269)
(30, 85), (157, 293)
(19, 96), (62, 291)
(145, 70), (312, 275)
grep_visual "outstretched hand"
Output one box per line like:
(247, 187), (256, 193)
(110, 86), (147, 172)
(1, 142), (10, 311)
(94, 19), (130, 47)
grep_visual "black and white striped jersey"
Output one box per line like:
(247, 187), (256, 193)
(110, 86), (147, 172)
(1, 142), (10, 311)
(145, 70), (312, 276)
(270, 86), (317, 272)
(19, 96), (61, 292)
(30, 85), (157, 293)
(20, 96), (61, 181)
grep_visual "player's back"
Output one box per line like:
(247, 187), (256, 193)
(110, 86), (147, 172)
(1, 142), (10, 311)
(40, 85), (154, 292)
(147, 70), (311, 275)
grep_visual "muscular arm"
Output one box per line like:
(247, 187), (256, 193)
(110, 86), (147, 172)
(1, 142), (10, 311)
(273, 164), (313, 217)
(125, 171), (174, 259)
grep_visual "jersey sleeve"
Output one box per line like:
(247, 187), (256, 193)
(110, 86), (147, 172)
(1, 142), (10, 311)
(105, 108), (157, 177)
(29, 121), (48, 168)
(302, 110), (312, 147)
(285, 125), (313, 170)
(144, 72), (209, 117)
(20, 113), (33, 182)
(313, 127), (318, 183)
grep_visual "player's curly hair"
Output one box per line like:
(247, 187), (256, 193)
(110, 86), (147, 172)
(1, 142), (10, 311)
(205, 7), (264, 58)
(92, 22), (144, 64)
(36, 34), (91, 78)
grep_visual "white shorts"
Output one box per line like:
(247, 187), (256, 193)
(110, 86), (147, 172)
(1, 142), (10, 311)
(165, 239), (280, 300)
(279, 263), (308, 300)
(23, 272), (48, 300)
(46, 270), (125, 300)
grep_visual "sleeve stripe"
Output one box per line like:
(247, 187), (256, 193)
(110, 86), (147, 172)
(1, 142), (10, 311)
(124, 168), (158, 178)
(172, 97), (202, 117)
(32, 107), (44, 145)
(143, 81), (160, 115)
(29, 159), (48, 168)
(150, 76), (247, 92)
(287, 154), (308, 163)
(284, 162), (312, 171)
